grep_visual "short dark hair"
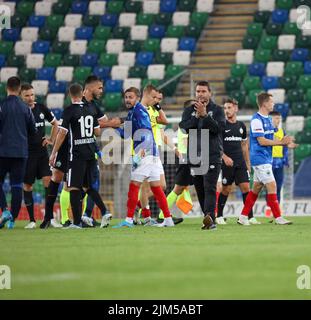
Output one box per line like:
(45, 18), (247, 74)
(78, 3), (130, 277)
(143, 84), (158, 94)
(269, 111), (281, 117)
(195, 81), (211, 91)
(21, 83), (33, 92)
(256, 92), (272, 107)
(183, 99), (196, 108)
(223, 97), (238, 106)
(84, 75), (102, 86)
(124, 87), (141, 98)
(69, 83), (83, 97)
(7, 76), (21, 92)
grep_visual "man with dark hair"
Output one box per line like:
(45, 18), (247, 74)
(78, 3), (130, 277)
(0, 77), (37, 229)
(20, 83), (58, 229)
(238, 92), (297, 225)
(179, 81), (226, 230)
(216, 98), (260, 225)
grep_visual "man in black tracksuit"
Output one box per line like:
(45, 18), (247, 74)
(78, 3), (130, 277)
(179, 81), (225, 230)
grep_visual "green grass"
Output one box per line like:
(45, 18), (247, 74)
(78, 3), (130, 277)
(1, 217), (311, 300)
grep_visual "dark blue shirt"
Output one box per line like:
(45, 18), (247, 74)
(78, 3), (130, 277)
(0, 95), (37, 158)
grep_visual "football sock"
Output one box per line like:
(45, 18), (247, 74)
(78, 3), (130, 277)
(151, 186), (171, 218)
(60, 189), (70, 224)
(45, 180), (60, 221)
(159, 190), (178, 219)
(266, 193), (281, 219)
(241, 191), (258, 216)
(127, 183), (140, 218)
(0, 183), (8, 211)
(86, 188), (107, 216)
(70, 190), (82, 225)
(217, 193), (228, 218)
(141, 207), (151, 218)
(11, 184), (23, 220)
(23, 190), (35, 222)
(242, 192), (254, 219)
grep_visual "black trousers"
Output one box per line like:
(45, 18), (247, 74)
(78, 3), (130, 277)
(193, 163), (221, 221)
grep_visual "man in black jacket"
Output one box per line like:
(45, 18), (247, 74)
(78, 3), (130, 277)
(179, 81), (225, 230)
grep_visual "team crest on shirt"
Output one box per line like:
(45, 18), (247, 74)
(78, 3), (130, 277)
(40, 113), (44, 119)
(222, 178), (227, 184)
(240, 127), (243, 134)
(55, 161), (61, 168)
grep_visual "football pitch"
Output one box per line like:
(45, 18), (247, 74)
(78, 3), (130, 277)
(1, 217), (311, 300)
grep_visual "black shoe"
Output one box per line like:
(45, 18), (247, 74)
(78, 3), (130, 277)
(201, 215), (215, 230)
(91, 218), (101, 227)
(62, 220), (72, 228)
(172, 217), (184, 225)
(40, 220), (51, 229)
(81, 220), (92, 228)
(156, 218), (164, 223)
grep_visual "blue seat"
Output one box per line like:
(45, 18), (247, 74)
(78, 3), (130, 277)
(160, 0), (177, 13)
(75, 27), (93, 40)
(105, 80), (123, 93)
(33, 192), (42, 204)
(32, 40), (50, 54)
(28, 15), (46, 28)
(136, 51), (154, 66)
(51, 108), (63, 120)
(81, 53), (98, 67)
(304, 61), (311, 74)
(36, 67), (55, 81)
(101, 14), (118, 27)
(262, 76), (279, 90)
(248, 62), (266, 77)
(178, 37), (196, 52)
(291, 48), (309, 61)
(2, 28), (20, 42)
(271, 9), (288, 24)
(274, 103), (290, 119)
(71, 1), (88, 14)
(149, 25), (166, 39)
(93, 66), (111, 81)
(0, 55), (6, 68)
(49, 81), (67, 93)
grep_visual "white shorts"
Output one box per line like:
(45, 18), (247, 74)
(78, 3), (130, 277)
(253, 164), (275, 184)
(131, 155), (163, 182)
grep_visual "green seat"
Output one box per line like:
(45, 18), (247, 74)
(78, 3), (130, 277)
(282, 22), (301, 35)
(248, 89), (263, 108)
(83, 15), (100, 28)
(225, 77), (242, 92)
(229, 90), (246, 106)
(155, 52), (173, 65)
(300, 129), (311, 143)
(294, 0), (311, 5)
(161, 80), (178, 97)
(52, 2), (70, 15)
(103, 93), (123, 112)
(129, 66), (147, 78)
(73, 67), (92, 83)
(52, 41), (69, 55)
(294, 159), (302, 172)
(230, 64), (248, 78)
(253, 11), (271, 26)
(142, 79), (160, 88)
(305, 116), (311, 129)
(285, 61), (304, 76)
(17, 1), (34, 17)
(296, 35), (311, 48)
(137, 13), (155, 26)
(19, 68), (36, 83)
(124, 40), (142, 52)
(277, 0), (293, 9)
(113, 27), (130, 39)
(243, 76), (262, 92)
(291, 102), (308, 116)
(279, 76), (297, 90)
(178, 0), (196, 11)
(254, 49), (272, 62)
(298, 75), (311, 91)
(36, 95), (46, 105)
(185, 24), (201, 38)
(155, 13), (171, 26)
(266, 22), (283, 36)
(166, 25), (185, 38)
(107, 1), (124, 14)
(143, 39), (160, 52)
(0, 83), (6, 96)
(39, 27), (57, 41)
(88, 40), (106, 54)
(125, 1), (142, 12)
(0, 41), (14, 57)
(46, 15), (64, 29)
(99, 53), (118, 67)
(295, 132), (305, 144)
(63, 55), (80, 67)
(287, 89), (305, 102)
(165, 65), (184, 78)
(7, 55), (25, 68)
(260, 35), (277, 50)
(272, 49), (291, 62)
(94, 26), (112, 40)
(190, 12), (208, 28)
(242, 35), (260, 49)
(305, 89), (311, 103)
(294, 144), (311, 160)
(247, 23), (263, 37)
(11, 14), (28, 28)
(44, 53), (63, 68)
